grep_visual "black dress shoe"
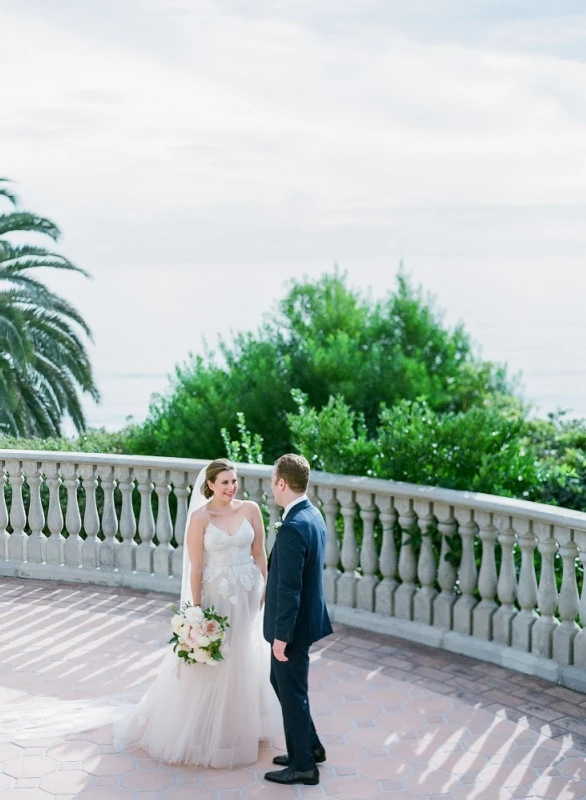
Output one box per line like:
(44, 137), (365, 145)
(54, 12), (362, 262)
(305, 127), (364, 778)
(272, 745), (326, 767)
(264, 767), (319, 785)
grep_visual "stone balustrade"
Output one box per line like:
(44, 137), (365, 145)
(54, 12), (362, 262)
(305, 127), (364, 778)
(1, 449), (586, 692)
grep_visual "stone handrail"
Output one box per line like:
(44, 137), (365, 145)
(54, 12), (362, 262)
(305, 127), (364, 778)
(1, 448), (586, 692)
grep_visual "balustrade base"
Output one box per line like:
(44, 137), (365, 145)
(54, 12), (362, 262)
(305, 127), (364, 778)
(493, 604), (517, 647)
(453, 595), (477, 636)
(473, 599), (498, 641)
(0, 561), (180, 596)
(327, 604), (586, 693)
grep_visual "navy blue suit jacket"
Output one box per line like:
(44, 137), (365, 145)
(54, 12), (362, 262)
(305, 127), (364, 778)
(263, 499), (333, 647)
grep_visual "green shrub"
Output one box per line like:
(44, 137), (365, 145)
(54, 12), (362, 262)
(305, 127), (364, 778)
(0, 426), (136, 455)
(128, 269), (515, 462)
(289, 393), (540, 499)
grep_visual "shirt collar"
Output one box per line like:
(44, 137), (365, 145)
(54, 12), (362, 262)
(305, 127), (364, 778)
(282, 494), (308, 520)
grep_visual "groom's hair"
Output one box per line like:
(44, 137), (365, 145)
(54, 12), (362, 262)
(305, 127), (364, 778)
(274, 454), (310, 493)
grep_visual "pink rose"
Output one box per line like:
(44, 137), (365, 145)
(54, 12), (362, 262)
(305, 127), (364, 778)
(202, 619), (220, 638)
(186, 625), (202, 645)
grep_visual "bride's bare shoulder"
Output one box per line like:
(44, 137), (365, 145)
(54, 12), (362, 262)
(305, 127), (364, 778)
(243, 499), (262, 517)
(189, 507), (208, 526)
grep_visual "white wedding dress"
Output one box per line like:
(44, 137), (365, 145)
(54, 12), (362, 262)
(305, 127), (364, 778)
(113, 516), (281, 766)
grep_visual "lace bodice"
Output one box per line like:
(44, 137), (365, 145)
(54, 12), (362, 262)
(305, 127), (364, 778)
(202, 518), (260, 593)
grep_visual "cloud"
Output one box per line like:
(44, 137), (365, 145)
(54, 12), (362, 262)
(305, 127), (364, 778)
(1, 0), (586, 266)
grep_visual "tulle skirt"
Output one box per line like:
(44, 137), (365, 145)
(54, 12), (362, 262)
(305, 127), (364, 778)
(113, 561), (281, 767)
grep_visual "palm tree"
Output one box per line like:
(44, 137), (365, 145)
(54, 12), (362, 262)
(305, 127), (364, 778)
(0, 178), (99, 436)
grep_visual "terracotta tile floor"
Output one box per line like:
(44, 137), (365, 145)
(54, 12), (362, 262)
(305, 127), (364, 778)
(2, 576), (586, 800)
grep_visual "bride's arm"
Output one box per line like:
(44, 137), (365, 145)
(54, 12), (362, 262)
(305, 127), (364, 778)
(249, 502), (268, 584)
(186, 511), (206, 606)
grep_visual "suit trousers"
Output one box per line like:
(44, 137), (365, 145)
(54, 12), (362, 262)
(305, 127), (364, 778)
(270, 644), (322, 772)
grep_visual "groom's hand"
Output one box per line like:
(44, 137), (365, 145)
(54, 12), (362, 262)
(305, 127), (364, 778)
(272, 639), (288, 662)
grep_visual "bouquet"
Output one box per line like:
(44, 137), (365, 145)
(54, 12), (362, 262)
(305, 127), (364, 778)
(169, 602), (230, 666)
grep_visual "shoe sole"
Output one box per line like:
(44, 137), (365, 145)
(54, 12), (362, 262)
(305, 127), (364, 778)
(265, 777), (319, 785)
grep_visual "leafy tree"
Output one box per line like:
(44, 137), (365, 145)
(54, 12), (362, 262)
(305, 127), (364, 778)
(129, 269), (513, 461)
(0, 178), (99, 436)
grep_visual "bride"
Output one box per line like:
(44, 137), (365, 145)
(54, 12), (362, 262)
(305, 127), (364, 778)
(113, 457), (281, 766)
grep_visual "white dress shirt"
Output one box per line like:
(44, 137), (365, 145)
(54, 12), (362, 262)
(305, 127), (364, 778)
(282, 494), (309, 521)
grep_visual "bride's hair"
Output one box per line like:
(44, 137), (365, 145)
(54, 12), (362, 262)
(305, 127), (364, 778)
(203, 458), (236, 499)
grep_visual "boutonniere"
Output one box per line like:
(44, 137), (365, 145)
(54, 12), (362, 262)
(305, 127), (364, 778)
(273, 521), (282, 535)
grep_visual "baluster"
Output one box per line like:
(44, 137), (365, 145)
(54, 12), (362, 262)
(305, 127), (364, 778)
(244, 474), (266, 547)
(23, 460), (45, 564)
(473, 511), (499, 640)
(116, 466), (137, 573)
(393, 497), (418, 620)
(552, 528), (579, 666)
(453, 508), (478, 636)
(433, 503), (458, 630)
(62, 462), (82, 568)
(511, 521), (538, 652)
(80, 464), (100, 570)
(318, 486), (340, 605)
(356, 492), (378, 612)
(337, 489), (358, 607)
(262, 477), (281, 554)
(572, 531), (586, 665)
(0, 465), (8, 561)
(98, 465), (119, 571)
(6, 460), (27, 563)
(153, 469), (173, 578)
(44, 461), (64, 566)
(375, 495), (398, 616)
(531, 523), (560, 658)
(493, 516), (518, 646)
(245, 476), (264, 507)
(171, 471), (190, 580)
(135, 467), (156, 574)
(413, 500), (438, 625)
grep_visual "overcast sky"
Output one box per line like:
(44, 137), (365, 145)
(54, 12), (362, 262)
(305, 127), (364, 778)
(2, 1), (586, 428)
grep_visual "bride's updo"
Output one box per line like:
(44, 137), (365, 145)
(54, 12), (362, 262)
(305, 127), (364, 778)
(203, 458), (236, 499)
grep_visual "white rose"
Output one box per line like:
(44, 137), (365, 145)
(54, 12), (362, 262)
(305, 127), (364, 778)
(197, 635), (211, 648)
(194, 649), (208, 663)
(185, 606), (205, 624)
(171, 614), (184, 635)
(205, 657), (219, 667)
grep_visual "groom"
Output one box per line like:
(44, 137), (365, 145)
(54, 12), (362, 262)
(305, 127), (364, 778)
(263, 454), (333, 786)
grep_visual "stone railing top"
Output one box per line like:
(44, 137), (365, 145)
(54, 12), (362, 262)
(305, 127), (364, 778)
(1, 448), (586, 532)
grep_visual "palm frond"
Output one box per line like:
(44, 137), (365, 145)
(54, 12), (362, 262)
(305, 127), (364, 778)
(0, 313), (31, 363)
(0, 243), (90, 278)
(5, 288), (94, 340)
(0, 212), (61, 240)
(20, 306), (96, 359)
(0, 179), (17, 207)
(0, 182), (99, 435)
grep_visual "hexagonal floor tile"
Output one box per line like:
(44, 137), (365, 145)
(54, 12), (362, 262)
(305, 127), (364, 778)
(201, 768), (255, 790)
(3, 755), (57, 779)
(40, 770), (92, 795)
(84, 754), (135, 776)
(121, 769), (175, 791)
